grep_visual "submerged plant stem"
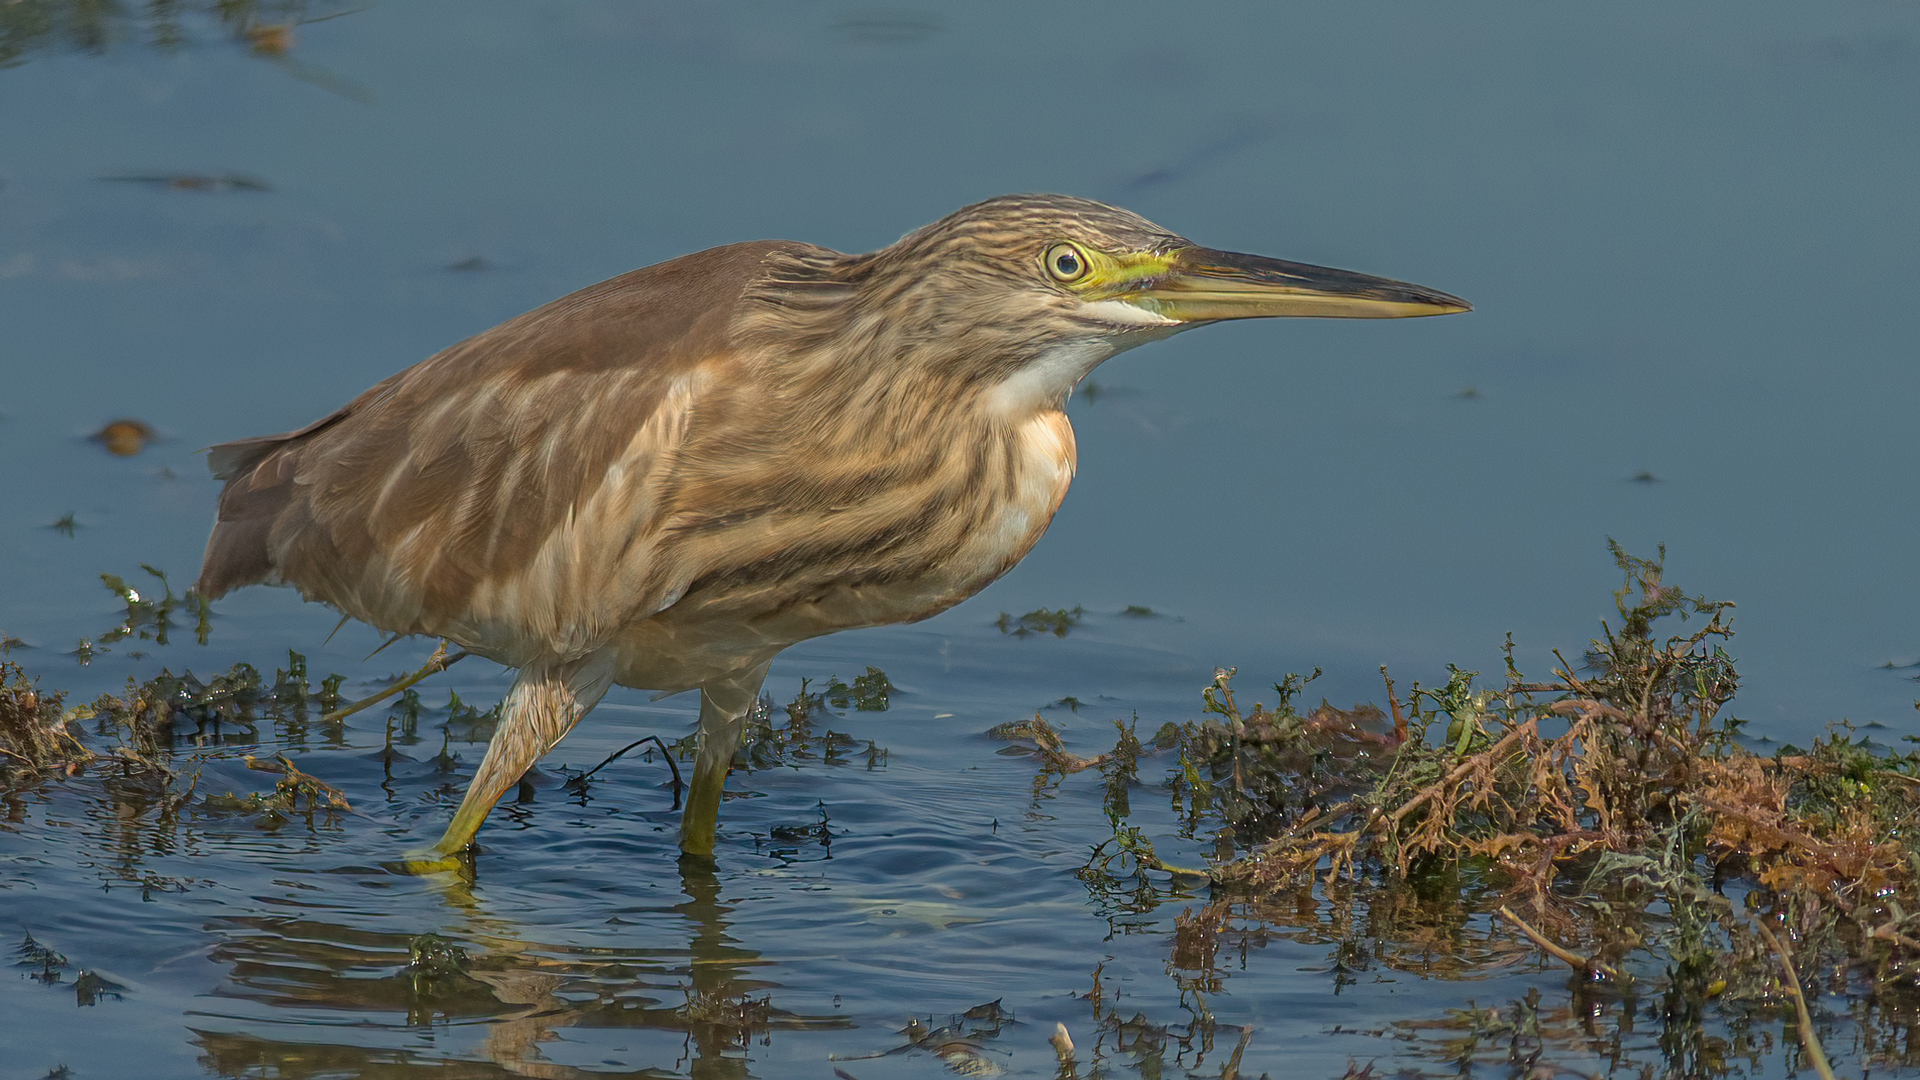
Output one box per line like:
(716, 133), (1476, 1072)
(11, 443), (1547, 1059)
(1498, 905), (1623, 982)
(1755, 921), (1837, 1080)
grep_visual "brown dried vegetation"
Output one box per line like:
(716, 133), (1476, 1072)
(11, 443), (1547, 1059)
(1, 645), (356, 822)
(1207, 547), (1920, 987)
(0, 654), (85, 777)
(1011, 545), (1920, 1075)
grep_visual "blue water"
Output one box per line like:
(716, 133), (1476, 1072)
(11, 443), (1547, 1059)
(3, 2), (1918, 1076)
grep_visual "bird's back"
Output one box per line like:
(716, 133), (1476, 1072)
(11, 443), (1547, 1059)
(197, 240), (832, 662)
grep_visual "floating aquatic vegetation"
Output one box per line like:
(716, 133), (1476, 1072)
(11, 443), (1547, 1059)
(0, 654), (86, 778)
(23, 649), (355, 798)
(213, 752), (352, 817)
(1, 0), (376, 101)
(1011, 544), (1920, 1077)
(825, 666), (894, 711)
(762, 799), (834, 858)
(98, 564), (210, 648)
(405, 933), (469, 987)
(995, 606), (1082, 638)
(830, 999), (1019, 1075)
(71, 968), (125, 1006)
(1070, 959), (1256, 1080)
(1088, 544), (1757, 922)
(15, 933), (69, 985)
(680, 984), (773, 1044)
(20, 934), (133, 1007)
(728, 676), (889, 773)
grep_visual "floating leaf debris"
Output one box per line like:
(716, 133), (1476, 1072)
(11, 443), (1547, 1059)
(90, 418), (154, 456)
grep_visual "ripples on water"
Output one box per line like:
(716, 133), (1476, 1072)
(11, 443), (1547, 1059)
(12, 617), (1910, 1078)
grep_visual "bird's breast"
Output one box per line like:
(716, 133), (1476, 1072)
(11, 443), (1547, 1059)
(610, 408), (1078, 692)
(963, 409), (1076, 578)
(828, 406), (1078, 620)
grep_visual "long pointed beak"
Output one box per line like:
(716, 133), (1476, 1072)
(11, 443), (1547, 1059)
(1124, 247), (1471, 322)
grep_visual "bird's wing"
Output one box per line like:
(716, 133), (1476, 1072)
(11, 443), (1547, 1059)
(197, 240), (826, 662)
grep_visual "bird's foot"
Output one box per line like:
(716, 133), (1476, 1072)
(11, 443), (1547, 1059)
(383, 845), (475, 876)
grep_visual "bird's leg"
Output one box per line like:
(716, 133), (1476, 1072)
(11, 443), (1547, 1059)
(679, 661), (772, 859)
(426, 652), (615, 860)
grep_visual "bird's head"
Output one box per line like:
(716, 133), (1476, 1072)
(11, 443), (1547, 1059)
(755, 194), (1470, 411)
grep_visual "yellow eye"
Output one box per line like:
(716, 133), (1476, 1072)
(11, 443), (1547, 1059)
(1044, 243), (1088, 283)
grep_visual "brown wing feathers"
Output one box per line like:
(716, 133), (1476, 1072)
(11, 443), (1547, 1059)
(194, 241), (808, 637)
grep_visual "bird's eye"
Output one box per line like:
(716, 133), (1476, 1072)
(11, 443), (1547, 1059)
(1044, 243), (1088, 283)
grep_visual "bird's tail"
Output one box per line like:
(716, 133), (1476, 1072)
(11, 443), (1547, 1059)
(195, 408), (350, 599)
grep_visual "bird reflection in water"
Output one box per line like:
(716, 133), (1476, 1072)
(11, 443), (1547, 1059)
(192, 861), (845, 1078)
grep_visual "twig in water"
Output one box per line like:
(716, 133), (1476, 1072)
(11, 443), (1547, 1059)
(1380, 666), (1407, 742)
(566, 734), (684, 809)
(1754, 920), (1838, 1080)
(1871, 922), (1920, 952)
(1221, 1026), (1253, 1080)
(1147, 856), (1212, 881)
(244, 753), (351, 811)
(1498, 905), (1624, 981)
(320, 641), (469, 723)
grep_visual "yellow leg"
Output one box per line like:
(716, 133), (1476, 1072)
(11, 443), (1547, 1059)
(398, 653), (614, 871)
(679, 662), (771, 859)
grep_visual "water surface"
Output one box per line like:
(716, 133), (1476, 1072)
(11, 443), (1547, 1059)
(4, 2), (1919, 1076)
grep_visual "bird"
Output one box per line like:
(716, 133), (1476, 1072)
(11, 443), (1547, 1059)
(194, 193), (1468, 868)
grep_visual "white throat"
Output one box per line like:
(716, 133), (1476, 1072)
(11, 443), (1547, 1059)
(984, 311), (1183, 418)
(985, 338), (1115, 416)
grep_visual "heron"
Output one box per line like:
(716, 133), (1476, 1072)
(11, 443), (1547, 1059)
(195, 194), (1468, 867)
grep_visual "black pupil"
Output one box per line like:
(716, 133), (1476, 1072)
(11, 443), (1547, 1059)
(1054, 250), (1080, 276)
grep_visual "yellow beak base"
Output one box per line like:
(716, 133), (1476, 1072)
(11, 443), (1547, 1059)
(1126, 247), (1471, 322)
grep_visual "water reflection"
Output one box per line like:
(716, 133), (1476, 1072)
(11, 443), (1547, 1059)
(0, 0), (374, 102)
(15, 650), (1920, 1078)
(0, 0), (359, 65)
(193, 860), (845, 1079)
